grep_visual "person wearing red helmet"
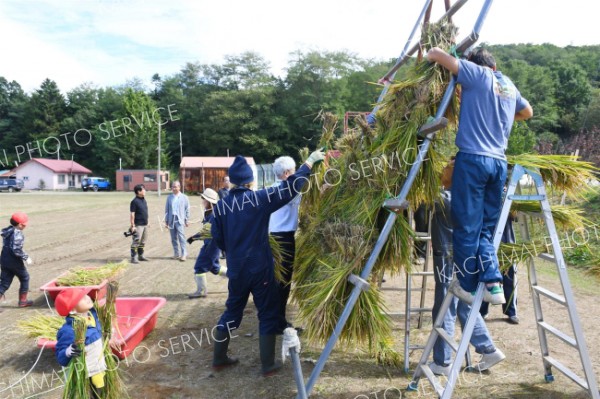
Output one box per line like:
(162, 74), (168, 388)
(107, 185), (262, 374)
(0, 212), (34, 308)
(55, 288), (107, 399)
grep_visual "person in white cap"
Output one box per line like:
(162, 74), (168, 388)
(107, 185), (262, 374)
(186, 188), (227, 298)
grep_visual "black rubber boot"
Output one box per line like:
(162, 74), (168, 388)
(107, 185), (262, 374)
(259, 334), (281, 376)
(138, 247), (149, 261)
(212, 329), (239, 370)
(130, 248), (139, 264)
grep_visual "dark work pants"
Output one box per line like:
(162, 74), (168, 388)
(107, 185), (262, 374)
(271, 232), (295, 328)
(217, 266), (284, 335)
(0, 261), (30, 295)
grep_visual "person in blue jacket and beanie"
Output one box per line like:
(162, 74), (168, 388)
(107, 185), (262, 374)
(211, 149), (324, 376)
(186, 188), (227, 298)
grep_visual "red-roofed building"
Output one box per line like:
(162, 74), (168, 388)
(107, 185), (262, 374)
(180, 156), (256, 193)
(11, 158), (92, 190)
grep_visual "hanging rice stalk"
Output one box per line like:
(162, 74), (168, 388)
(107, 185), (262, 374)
(62, 317), (90, 399)
(507, 154), (599, 198)
(294, 20), (459, 350)
(56, 262), (128, 287)
(511, 201), (589, 230)
(498, 241), (549, 272)
(95, 281), (129, 399)
(17, 312), (64, 340)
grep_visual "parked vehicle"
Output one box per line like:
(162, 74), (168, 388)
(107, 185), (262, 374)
(0, 178), (24, 192)
(81, 177), (111, 192)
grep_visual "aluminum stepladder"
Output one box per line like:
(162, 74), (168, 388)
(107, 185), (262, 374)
(294, 1), (496, 397)
(378, 209), (435, 373)
(408, 164), (600, 399)
(403, 210), (434, 373)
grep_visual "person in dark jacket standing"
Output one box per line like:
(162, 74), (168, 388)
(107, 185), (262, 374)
(186, 188), (227, 298)
(211, 150), (324, 376)
(0, 212), (33, 308)
(130, 184), (150, 264)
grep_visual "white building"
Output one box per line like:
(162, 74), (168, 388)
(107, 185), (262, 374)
(12, 158), (92, 190)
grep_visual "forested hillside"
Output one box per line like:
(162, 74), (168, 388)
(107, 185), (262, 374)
(0, 44), (598, 177)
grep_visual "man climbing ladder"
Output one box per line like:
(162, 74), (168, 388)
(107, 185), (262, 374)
(426, 47), (532, 304)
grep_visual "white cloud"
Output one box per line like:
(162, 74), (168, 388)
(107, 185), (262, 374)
(0, 0), (597, 93)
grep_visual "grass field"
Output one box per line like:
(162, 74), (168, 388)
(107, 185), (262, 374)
(0, 191), (599, 399)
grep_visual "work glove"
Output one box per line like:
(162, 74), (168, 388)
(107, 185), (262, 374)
(187, 236), (195, 245)
(66, 344), (82, 358)
(305, 148), (325, 167)
(26, 257), (33, 266)
(281, 327), (301, 364)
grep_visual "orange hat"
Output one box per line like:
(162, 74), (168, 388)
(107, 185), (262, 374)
(55, 288), (91, 316)
(11, 212), (28, 225)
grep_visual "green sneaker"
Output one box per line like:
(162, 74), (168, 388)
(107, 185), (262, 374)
(484, 285), (506, 305)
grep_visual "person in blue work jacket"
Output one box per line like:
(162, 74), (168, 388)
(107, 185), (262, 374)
(186, 188), (227, 299)
(426, 47), (533, 305)
(211, 149), (324, 376)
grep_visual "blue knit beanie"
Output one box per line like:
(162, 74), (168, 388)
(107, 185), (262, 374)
(228, 155), (254, 185)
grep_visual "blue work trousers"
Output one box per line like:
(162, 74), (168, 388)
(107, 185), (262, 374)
(451, 152), (505, 292)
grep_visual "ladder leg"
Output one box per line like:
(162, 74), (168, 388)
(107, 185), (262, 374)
(441, 284), (485, 399)
(404, 272), (412, 373)
(417, 237), (432, 329)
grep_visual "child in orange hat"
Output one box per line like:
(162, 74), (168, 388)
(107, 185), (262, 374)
(0, 212), (33, 308)
(55, 288), (107, 398)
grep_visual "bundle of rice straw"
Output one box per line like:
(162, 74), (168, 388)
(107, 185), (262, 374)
(95, 281), (129, 399)
(17, 312), (64, 340)
(62, 317), (89, 399)
(56, 262), (128, 287)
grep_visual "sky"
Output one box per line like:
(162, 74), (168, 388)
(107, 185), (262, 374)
(0, 0), (598, 93)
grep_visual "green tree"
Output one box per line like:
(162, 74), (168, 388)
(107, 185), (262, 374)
(23, 79), (67, 158)
(0, 77), (29, 166)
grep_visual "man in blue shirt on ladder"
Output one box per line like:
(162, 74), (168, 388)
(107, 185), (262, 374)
(427, 46), (532, 370)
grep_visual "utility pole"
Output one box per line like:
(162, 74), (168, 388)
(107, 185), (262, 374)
(179, 131), (183, 163)
(157, 123), (161, 197)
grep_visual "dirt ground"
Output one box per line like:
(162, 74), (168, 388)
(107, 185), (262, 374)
(0, 191), (599, 399)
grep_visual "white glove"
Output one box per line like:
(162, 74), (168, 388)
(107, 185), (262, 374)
(65, 344), (82, 358)
(26, 257), (33, 265)
(305, 148), (325, 167)
(281, 327), (301, 364)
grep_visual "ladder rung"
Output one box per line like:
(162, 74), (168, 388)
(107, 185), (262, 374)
(409, 271), (434, 276)
(538, 321), (577, 348)
(508, 194), (546, 201)
(384, 312), (405, 317)
(544, 356), (589, 390)
(538, 252), (555, 262)
(435, 327), (458, 352)
(532, 285), (566, 306)
(419, 364), (445, 397)
(409, 307), (433, 313)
